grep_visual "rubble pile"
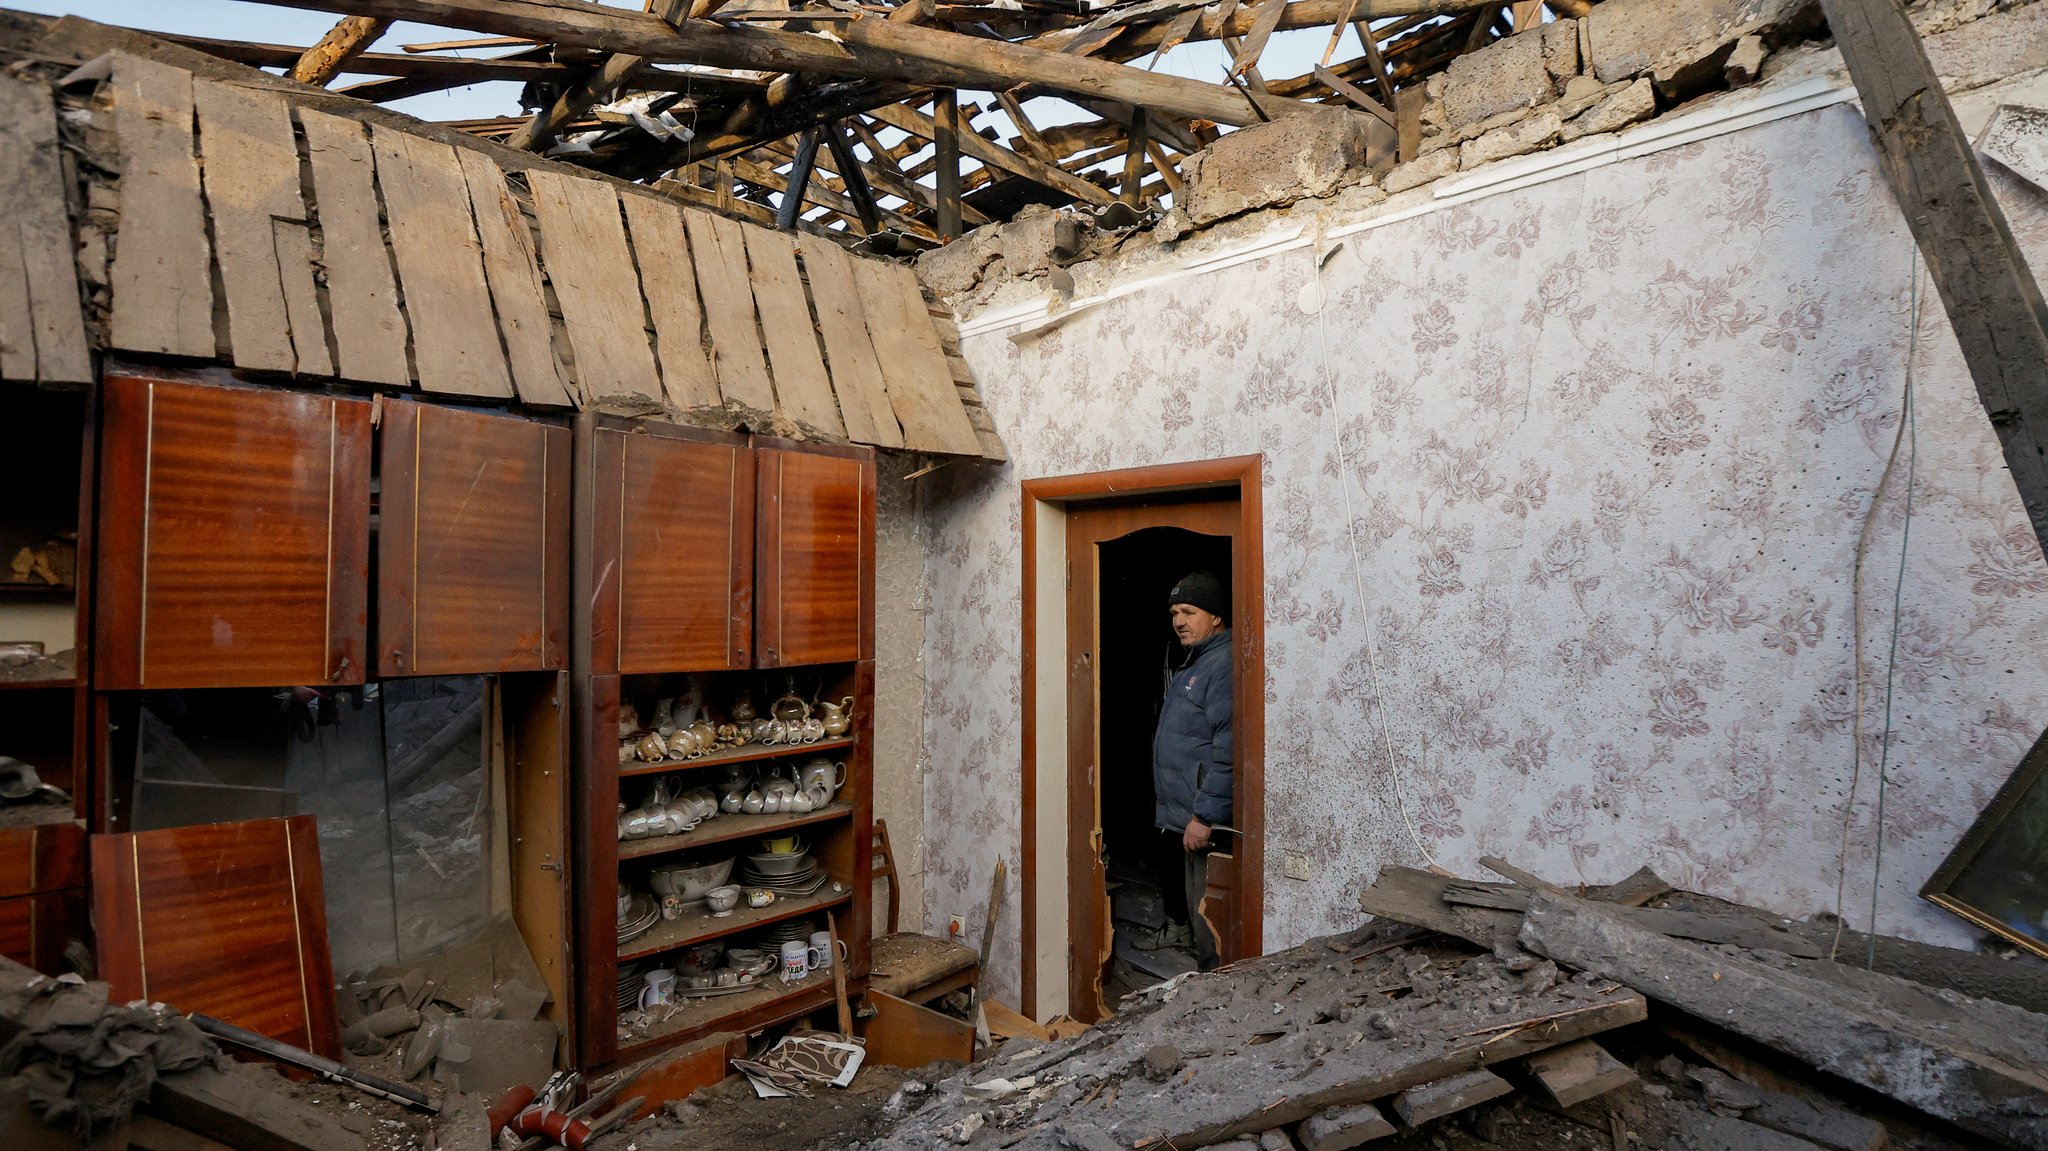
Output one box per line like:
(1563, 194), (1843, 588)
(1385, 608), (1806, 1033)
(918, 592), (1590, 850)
(827, 862), (2048, 1151)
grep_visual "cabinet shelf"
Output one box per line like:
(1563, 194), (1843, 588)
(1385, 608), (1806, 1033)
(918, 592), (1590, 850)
(617, 802), (854, 862)
(617, 736), (853, 779)
(618, 976), (846, 1060)
(0, 678), (77, 692)
(619, 885), (853, 963)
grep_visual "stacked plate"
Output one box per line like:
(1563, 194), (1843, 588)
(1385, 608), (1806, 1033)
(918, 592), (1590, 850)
(758, 916), (819, 947)
(616, 961), (646, 1013)
(617, 891), (660, 946)
(739, 846), (829, 897)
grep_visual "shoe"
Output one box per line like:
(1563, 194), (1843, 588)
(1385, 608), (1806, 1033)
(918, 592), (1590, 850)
(1135, 922), (1193, 951)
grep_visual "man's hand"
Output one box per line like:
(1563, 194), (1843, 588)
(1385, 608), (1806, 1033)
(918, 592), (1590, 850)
(1183, 818), (1212, 852)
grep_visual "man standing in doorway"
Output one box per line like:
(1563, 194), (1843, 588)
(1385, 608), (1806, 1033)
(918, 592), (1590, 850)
(1152, 570), (1232, 972)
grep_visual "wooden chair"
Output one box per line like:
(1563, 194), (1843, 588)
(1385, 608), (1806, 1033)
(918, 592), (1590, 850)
(869, 819), (980, 1005)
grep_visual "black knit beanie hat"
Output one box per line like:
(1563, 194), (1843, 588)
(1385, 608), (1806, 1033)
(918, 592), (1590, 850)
(1168, 570), (1228, 621)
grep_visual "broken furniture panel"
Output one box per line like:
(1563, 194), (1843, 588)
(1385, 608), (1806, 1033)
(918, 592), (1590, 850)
(91, 814), (343, 1059)
(863, 989), (975, 1069)
(0, 821), (86, 973)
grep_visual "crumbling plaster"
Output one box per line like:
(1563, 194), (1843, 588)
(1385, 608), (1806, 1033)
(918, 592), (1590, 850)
(911, 53), (2048, 1011)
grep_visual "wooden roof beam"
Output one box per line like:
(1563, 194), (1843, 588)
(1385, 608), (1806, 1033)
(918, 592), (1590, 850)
(870, 100), (1117, 205)
(290, 15), (388, 84)
(258, 0), (1339, 128)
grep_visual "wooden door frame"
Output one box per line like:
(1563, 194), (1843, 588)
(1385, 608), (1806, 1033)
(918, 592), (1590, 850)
(1018, 455), (1263, 1017)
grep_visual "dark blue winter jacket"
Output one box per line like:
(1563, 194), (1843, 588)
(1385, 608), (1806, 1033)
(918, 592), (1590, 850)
(1153, 628), (1233, 833)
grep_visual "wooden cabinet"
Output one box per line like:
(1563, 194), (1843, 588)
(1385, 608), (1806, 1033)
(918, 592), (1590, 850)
(587, 423), (754, 675)
(570, 422), (877, 1070)
(0, 821), (86, 973)
(96, 372), (372, 689)
(755, 444), (875, 668)
(378, 401), (570, 676)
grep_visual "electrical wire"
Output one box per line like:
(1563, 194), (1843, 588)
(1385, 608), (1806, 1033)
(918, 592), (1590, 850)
(1866, 253), (1921, 970)
(1828, 245), (1921, 963)
(1312, 240), (1439, 870)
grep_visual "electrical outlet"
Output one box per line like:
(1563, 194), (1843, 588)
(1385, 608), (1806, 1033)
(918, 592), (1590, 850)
(1284, 852), (1312, 882)
(946, 913), (967, 939)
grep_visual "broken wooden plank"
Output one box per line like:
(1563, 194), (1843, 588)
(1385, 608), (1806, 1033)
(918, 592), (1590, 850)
(0, 75), (90, 385)
(1520, 892), (2048, 1150)
(270, 221), (332, 377)
(456, 150), (574, 408)
(1521, 1038), (1637, 1108)
(527, 170), (661, 410)
(1296, 1102), (1396, 1149)
(850, 259), (984, 456)
(194, 80), (311, 374)
(1357, 866), (1523, 953)
(1819, 0), (2048, 559)
(682, 209), (776, 417)
(744, 229), (845, 437)
(1389, 1067), (1511, 1127)
(1439, 882), (1825, 959)
(369, 125), (512, 398)
(618, 193), (721, 413)
(108, 55), (213, 359)
(299, 109), (411, 387)
(801, 240), (904, 449)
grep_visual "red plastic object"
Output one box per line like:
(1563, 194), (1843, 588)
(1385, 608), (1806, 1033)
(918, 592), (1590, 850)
(513, 1104), (592, 1151)
(487, 1085), (538, 1134)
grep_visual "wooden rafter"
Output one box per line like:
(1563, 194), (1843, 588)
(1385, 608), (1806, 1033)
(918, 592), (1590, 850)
(289, 15), (387, 84)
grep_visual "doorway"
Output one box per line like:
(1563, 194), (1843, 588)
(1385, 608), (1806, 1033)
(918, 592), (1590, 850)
(1020, 456), (1264, 1023)
(1077, 511), (1234, 1011)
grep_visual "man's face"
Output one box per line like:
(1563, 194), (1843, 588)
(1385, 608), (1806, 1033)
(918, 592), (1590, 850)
(1170, 603), (1224, 646)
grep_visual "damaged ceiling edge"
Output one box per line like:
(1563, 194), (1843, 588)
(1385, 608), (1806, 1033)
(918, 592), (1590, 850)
(956, 73), (1856, 342)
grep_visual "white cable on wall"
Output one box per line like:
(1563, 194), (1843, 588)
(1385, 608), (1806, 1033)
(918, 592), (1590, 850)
(1829, 244), (1921, 964)
(1308, 236), (1439, 871)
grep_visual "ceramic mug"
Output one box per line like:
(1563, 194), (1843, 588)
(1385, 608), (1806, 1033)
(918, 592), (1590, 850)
(640, 968), (676, 1009)
(779, 941), (810, 983)
(807, 931), (846, 971)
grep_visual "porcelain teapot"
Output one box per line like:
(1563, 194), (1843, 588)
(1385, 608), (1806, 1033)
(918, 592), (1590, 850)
(817, 696), (854, 737)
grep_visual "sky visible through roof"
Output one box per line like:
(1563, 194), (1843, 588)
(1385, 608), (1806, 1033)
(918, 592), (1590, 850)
(20, 1), (1406, 204)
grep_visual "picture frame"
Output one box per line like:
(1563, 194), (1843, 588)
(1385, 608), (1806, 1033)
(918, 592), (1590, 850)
(1922, 723), (2048, 959)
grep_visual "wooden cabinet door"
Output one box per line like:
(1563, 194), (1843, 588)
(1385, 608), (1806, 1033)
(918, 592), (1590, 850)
(378, 401), (569, 676)
(96, 373), (371, 689)
(755, 444), (874, 667)
(590, 426), (754, 674)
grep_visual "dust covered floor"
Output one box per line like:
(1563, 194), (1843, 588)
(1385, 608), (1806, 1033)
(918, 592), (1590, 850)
(595, 1060), (926, 1151)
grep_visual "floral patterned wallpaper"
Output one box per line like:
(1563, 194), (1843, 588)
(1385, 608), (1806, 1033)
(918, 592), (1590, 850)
(920, 103), (2048, 1009)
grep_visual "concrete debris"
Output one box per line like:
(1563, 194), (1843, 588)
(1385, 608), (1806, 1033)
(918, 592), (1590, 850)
(1179, 113), (1390, 228)
(1725, 33), (1769, 85)
(1539, 19), (1581, 87)
(1460, 108), (1564, 169)
(1583, 0), (1812, 85)
(1441, 30), (1552, 132)
(1383, 149), (1459, 195)
(1562, 78), (1658, 143)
